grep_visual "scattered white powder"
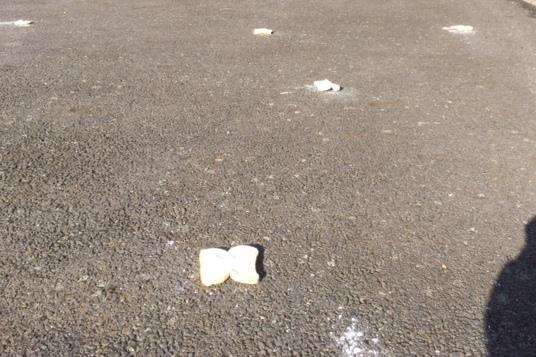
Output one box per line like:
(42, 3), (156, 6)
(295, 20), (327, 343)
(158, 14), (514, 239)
(336, 317), (382, 356)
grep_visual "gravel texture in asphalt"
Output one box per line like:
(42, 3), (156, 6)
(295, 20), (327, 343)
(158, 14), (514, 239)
(2, 0), (536, 355)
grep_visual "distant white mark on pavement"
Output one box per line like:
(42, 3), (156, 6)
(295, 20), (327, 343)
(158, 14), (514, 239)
(313, 79), (341, 92)
(0, 20), (33, 27)
(442, 25), (474, 35)
(303, 85), (358, 102)
(253, 28), (273, 35)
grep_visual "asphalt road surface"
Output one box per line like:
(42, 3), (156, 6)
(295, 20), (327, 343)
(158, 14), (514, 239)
(2, 0), (536, 355)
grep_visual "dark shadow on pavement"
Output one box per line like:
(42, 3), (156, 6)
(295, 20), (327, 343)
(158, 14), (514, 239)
(486, 217), (536, 356)
(512, 0), (536, 18)
(249, 243), (266, 281)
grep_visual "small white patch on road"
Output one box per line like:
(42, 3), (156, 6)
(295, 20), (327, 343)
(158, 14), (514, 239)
(253, 28), (273, 35)
(335, 317), (381, 356)
(442, 25), (474, 35)
(0, 20), (33, 27)
(313, 79), (341, 92)
(304, 85), (357, 102)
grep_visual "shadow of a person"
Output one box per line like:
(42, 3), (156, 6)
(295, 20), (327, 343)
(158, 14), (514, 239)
(486, 217), (536, 356)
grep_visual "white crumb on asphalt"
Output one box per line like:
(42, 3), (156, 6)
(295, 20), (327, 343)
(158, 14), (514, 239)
(253, 28), (273, 35)
(442, 25), (474, 35)
(313, 79), (341, 92)
(0, 20), (33, 27)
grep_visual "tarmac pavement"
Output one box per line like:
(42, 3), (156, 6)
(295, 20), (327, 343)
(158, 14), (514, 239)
(2, 0), (536, 355)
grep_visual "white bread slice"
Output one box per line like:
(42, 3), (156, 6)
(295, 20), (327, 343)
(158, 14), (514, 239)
(228, 245), (259, 284)
(199, 248), (230, 286)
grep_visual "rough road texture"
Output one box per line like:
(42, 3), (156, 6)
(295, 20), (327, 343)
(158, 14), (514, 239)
(2, 0), (536, 355)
